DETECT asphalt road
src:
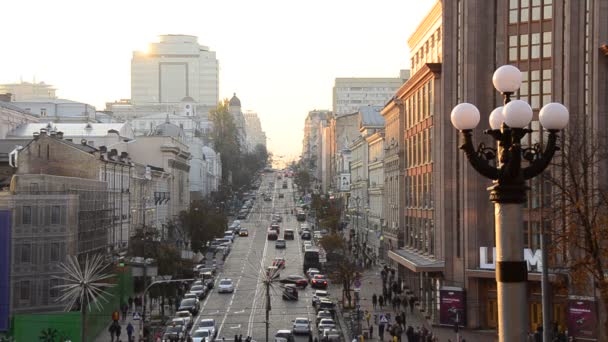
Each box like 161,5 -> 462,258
189,173 -> 325,342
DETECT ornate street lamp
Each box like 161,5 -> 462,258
450,65 -> 569,342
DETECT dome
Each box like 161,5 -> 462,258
181,96 -> 195,102
151,122 -> 184,138
229,93 -> 241,107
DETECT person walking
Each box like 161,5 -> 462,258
400,312 -> 407,329
379,295 -> 384,309
372,294 -> 378,310
369,324 -> 374,339
127,322 -> 134,342
405,326 -> 414,342
409,297 -> 415,314
109,322 -> 117,342
128,296 -> 134,312
115,324 -> 122,342
121,302 -> 128,322
379,323 -> 385,342
395,297 -> 401,312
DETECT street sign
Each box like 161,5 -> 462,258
379,315 -> 388,324
133,312 -> 141,321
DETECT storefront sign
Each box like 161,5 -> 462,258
479,247 -> 542,272
567,297 -> 597,340
439,287 -> 466,327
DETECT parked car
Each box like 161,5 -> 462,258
189,285 -> 207,299
175,311 -> 193,329
311,275 -> 328,289
301,232 -> 311,240
275,239 -> 286,249
312,290 -> 329,306
224,230 -> 235,242
317,318 -> 336,334
197,318 -> 217,338
275,330 -> 295,342
292,317 -> 311,335
218,278 -> 235,293
315,310 -> 333,324
192,328 -> 214,342
178,298 -> 199,315
162,324 -> 186,342
320,328 -> 341,342
317,299 -> 337,313
200,272 -> 215,289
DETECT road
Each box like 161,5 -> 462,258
190,172 -> 322,342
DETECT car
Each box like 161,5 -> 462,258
189,285 -> 207,299
163,324 -> 186,341
273,215 -> 283,223
306,268 -> 320,279
301,232 -> 311,240
317,298 -> 337,313
270,224 -> 280,234
178,298 -> 199,315
275,239 -> 286,249
239,228 -> 249,237
200,272 -> 215,289
273,257 -> 286,268
264,196 -> 272,202
316,310 -> 333,324
198,267 -> 217,276
282,284 -> 298,300
284,229 -> 295,240
317,318 -> 336,334
237,211 -> 248,219
170,317 -> 189,332
320,328 -> 341,342
292,317 -> 311,335
302,241 -> 313,252
312,290 -> 329,306
267,230 -> 278,240
311,275 -> 328,289
279,193 -> 284,198
224,230 -> 235,242
197,318 -> 217,338
192,328 -> 214,342
279,275 -> 308,288
183,293 -> 199,301
175,311 -> 193,329
218,278 -> 235,293
275,330 -> 295,342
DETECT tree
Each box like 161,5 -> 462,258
210,100 -> 242,185
179,200 -> 227,252
54,254 -> 114,342
318,234 -> 360,307
544,124 -> 608,338
294,169 -> 311,193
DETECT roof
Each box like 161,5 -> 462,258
229,93 -> 241,107
0,101 -> 34,115
359,106 -> 385,127
388,248 -> 444,272
151,122 -> 184,138
181,96 -> 195,102
7,122 -> 134,139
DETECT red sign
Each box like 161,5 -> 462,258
439,287 -> 466,327
567,298 -> 597,340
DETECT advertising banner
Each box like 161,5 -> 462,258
0,210 -> 11,332
339,173 -> 351,192
567,297 -> 597,340
439,287 -> 466,327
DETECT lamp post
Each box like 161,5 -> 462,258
355,196 -> 361,260
450,65 -> 569,342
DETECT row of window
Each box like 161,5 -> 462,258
405,80 -> 434,129
405,172 -> 434,209
411,27 -> 442,73
407,127 -> 433,167
15,241 -> 65,264
508,31 -> 552,62
405,216 -> 436,256
20,205 -> 61,225
509,0 -> 553,23
17,279 -> 62,302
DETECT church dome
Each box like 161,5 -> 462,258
151,122 -> 184,138
229,93 -> 241,107
181,96 -> 195,102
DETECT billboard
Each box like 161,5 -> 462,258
0,210 -> 11,332
338,173 -> 350,192
567,297 -> 597,340
439,287 -> 466,327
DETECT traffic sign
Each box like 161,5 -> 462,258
379,315 -> 388,324
132,312 -> 141,321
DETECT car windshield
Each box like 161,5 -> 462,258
166,326 -> 182,333
315,292 -> 328,297
180,299 -> 195,306
276,332 -> 291,338
200,320 -> 214,327
177,312 -> 190,318
295,319 -> 308,324
191,285 -> 204,291
220,280 -> 232,285
193,330 -> 210,337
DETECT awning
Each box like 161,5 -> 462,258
388,248 -> 445,272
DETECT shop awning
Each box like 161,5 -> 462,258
388,248 -> 445,273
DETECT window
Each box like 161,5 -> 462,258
50,243 -> 60,261
20,281 -> 30,301
22,206 -> 32,224
50,279 -> 60,298
51,206 -> 60,224
40,108 -> 47,117
21,244 -> 32,263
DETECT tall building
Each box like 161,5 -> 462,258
228,94 -> 247,149
243,110 -> 267,151
0,81 -> 57,101
332,76 -> 407,116
301,110 -> 331,183
131,35 -> 219,111
387,1 -> 608,339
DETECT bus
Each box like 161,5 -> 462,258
303,247 -> 321,272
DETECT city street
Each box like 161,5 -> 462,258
190,173 -> 321,342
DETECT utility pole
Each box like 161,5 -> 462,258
265,280 -> 270,342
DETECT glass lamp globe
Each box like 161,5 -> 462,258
450,103 -> 480,130
503,100 -> 533,128
488,106 -> 505,130
539,103 -> 569,130
493,65 -> 522,93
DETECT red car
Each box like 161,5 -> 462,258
311,274 -> 328,289
273,257 -> 286,268
279,275 -> 309,288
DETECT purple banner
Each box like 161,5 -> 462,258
567,298 -> 597,340
439,287 -> 466,327
0,210 -> 11,332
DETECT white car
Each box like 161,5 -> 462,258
312,290 -> 329,306
175,311 -> 193,328
292,317 -> 311,335
275,329 -> 295,342
218,279 -> 235,293
317,318 -> 336,334
197,319 -> 217,338
192,328 -> 214,342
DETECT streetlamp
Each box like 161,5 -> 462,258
354,196 -> 361,258
450,65 -> 569,342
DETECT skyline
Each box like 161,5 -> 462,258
0,0 -> 436,159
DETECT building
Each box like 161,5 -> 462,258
387,0 -> 608,338
0,102 -> 39,140
7,98 -> 97,123
227,94 -> 247,148
330,112 -> 360,192
333,76 -> 407,116
131,34 -> 219,112
6,122 -> 134,148
366,128 -> 385,263
130,163 -> 171,239
0,81 -> 57,101
301,110 -> 331,186
243,110 -> 267,151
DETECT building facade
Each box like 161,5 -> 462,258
333,77 -> 406,116
0,81 -> 57,101
0,102 -> 39,140
243,110 -> 267,151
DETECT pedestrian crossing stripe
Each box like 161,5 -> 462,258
379,316 -> 388,324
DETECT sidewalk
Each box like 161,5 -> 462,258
351,267 -> 497,342
94,297 -> 162,342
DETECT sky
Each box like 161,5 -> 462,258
1,0 -> 436,161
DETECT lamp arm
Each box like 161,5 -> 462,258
522,130 -> 560,180
460,130 -> 500,180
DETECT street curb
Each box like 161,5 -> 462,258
335,304 -> 351,342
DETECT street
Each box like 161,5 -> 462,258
190,173 -> 322,342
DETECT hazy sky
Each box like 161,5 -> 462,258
1,0 -> 435,161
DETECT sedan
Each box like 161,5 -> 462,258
189,285 -> 207,299
292,317 -> 311,335
316,310 -> 333,324
197,318 -> 217,338
275,239 -> 287,249
311,275 -> 329,289
273,257 -> 286,268
320,328 -> 341,342
239,228 -> 249,237
279,275 -> 308,288
178,298 -> 199,315
162,325 -> 185,342
192,328 -> 214,342
317,318 -> 336,334
174,311 -> 193,328
218,279 -> 235,293
312,290 -> 329,306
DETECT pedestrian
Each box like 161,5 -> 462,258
109,322 -> 116,342
406,326 -> 414,342
309,333 -> 313,342
395,297 -> 401,312
369,324 -> 374,339
365,311 -> 371,327
372,294 -> 378,310
409,297 -> 415,314
115,324 -> 122,341
387,289 -> 392,302
314,336 -> 319,342
379,323 -> 385,342
121,303 -> 128,321
401,312 -> 407,328
379,295 -> 384,309
127,322 -> 134,342
235,334 -> 239,342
